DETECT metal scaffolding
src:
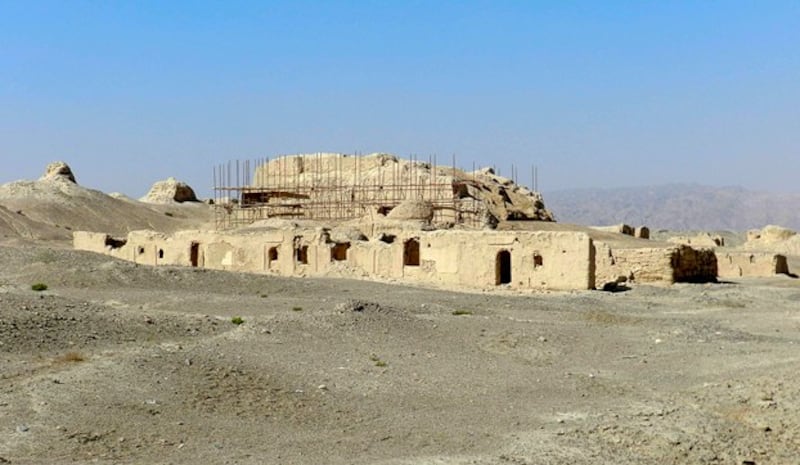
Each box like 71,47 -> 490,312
212,153 -> 493,230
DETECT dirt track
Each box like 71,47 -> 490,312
2,242 -> 800,464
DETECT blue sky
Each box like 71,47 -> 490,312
1,1 -> 798,198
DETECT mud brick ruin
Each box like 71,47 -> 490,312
74,153 -> 789,290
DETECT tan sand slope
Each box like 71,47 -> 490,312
0,204 -> 67,240
0,164 -> 213,241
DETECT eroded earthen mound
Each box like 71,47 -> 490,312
0,163 -> 212,241
39,161 -> 77,183
249,153 -> 554,228
141,177 -> 198,204
387,200 -> 434,221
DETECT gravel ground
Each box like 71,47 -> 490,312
1,242 -> 799,464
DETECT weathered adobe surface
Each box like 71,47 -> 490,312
251,153 -> 555,224
745,225 -> 800,256
140,176 -> 199,204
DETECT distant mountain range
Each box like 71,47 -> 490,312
543,184 -> 800,231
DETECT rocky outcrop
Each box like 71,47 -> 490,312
141,177 -> 198,204
386,200 -> 434,221
39,161 -> 77,183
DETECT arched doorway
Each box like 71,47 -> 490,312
496,250 -> 511,285
404,238 -> 420,266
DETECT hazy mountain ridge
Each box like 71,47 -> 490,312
545,184 -> 800,231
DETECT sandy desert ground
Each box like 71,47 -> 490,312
1,237 -> 800,465
1,167 -> 799,464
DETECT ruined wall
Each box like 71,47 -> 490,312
744,225 -> 800,257
717,251 -> 789,278
74,227 -> 595,291
594,242 -> 675,285
667,233 -> 724,247
671,246 -> 718,283
594,242 -> 717,286
592,224 -> 635,236
75,223 -> 719,291
634,226 -> 650,239
431,230 -> 594,290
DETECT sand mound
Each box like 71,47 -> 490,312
141,177 -> 198,204
0,163 -> 213,240
0,204 -> 68,241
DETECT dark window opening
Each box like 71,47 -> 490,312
295,245 -> 309,264
533,252 -> 543,268
404,239 -> 420,266
379,234 -> 396,244
158,249 -> 164,259
268,246 -> 279,263
496,250 -> 512,285
104,236 -> 127,249
331,243 -> 350,261
137,246 -> 145,255
190,242 -> 199,267
378,206 -> 394,215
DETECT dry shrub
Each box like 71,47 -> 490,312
55,351 -> 86,363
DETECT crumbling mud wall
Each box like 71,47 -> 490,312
744,225 -> 800,257
594,243 -> 675,285
671,245 -> 718,283
667,233 -> 725,248
717,252 -> 789,278
75,224 -> 722,291
593,242 -> 717,286
75,227 -> 593,291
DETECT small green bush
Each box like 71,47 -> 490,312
370,354 -> 387,367
452,309 -> 473,316
231,316 -> 244,325
31,283 -> 48,292
291,306 -> 303,312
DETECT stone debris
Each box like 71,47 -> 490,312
335,299 -> 384,313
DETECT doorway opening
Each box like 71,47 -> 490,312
331,243 -> 350,261
295,245 -> 309,264
190,242 -> 199,267
403,239 -> 420,266
496,250 -> 511,285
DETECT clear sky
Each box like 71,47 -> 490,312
2,1 -> 798,198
